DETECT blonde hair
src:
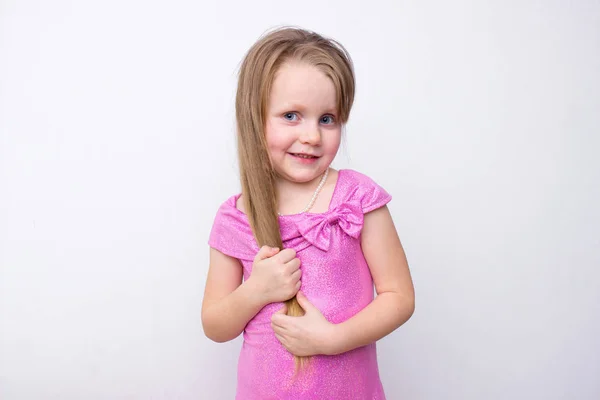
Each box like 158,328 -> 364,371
235,26 -> 355,370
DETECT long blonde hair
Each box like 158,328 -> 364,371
235,27 -> 355,370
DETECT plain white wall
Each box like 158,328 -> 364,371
1,1 -> 598,399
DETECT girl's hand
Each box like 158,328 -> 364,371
271,291 -> 337,357
248,246 -> 302,304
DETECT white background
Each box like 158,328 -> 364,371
1,1 -> 599,399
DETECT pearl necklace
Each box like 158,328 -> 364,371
278,168 -> 329,216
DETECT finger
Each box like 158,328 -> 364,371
271,313 -> 290,328
274,333 -> 295,354
274,332 -> 284,342
274,333 -> 289,349
272,321 -> 290,335
276,304 -> 288,315
253,246 -> 269,263
296,291 -> 316,313
284,257 -> 301,273
254,245 -> 280,263
290,268 -> 302,283
276,248 -> 297,263
271,322 -> 282,333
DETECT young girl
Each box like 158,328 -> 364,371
201,27 -> 415,399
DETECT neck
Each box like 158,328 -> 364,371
275,169 -> 328,212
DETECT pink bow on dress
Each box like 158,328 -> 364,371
295,201 -> 364,251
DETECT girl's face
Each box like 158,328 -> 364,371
265,61 -> 341,185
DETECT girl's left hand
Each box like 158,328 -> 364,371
271,291 -> 337,357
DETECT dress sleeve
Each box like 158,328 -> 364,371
346,170 -> 392,213
207,200 -> 258,261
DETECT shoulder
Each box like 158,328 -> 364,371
212,194 -> 240,220
338,169 -> 392,214
340,169 -> 381,186
208,194 -> 257,260
210,194 -> 240,235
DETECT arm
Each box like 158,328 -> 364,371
202,246 -> 302,343
270,205 -> 415,357
201,248 -> 267,343
327,205 -> 415,354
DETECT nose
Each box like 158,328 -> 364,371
299,122 -> 321,146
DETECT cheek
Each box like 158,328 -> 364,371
323,130 -> 342,155
264,121 -> 280,152
265,121 -> 293,153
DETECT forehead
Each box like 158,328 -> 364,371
269,62 -> 337,111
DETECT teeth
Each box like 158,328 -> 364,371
294,154 -> 315,159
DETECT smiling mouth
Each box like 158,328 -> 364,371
290,153 -> 319,159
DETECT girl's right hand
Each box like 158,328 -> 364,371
249,246 -> 302,304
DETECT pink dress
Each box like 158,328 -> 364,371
208,169 -> 392,399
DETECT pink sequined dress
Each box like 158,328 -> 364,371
208,169 -> 392,399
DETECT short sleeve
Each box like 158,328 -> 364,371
207,198 -> 258,261
208,206 -> 233,257
343,170 -> 392,213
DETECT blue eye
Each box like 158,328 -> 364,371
321,115 -> 335,125
283,112 -> 298,121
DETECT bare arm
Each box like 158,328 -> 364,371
202,246 -> 302,343
327,205 -> 415,355
201,248 -> 267,343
